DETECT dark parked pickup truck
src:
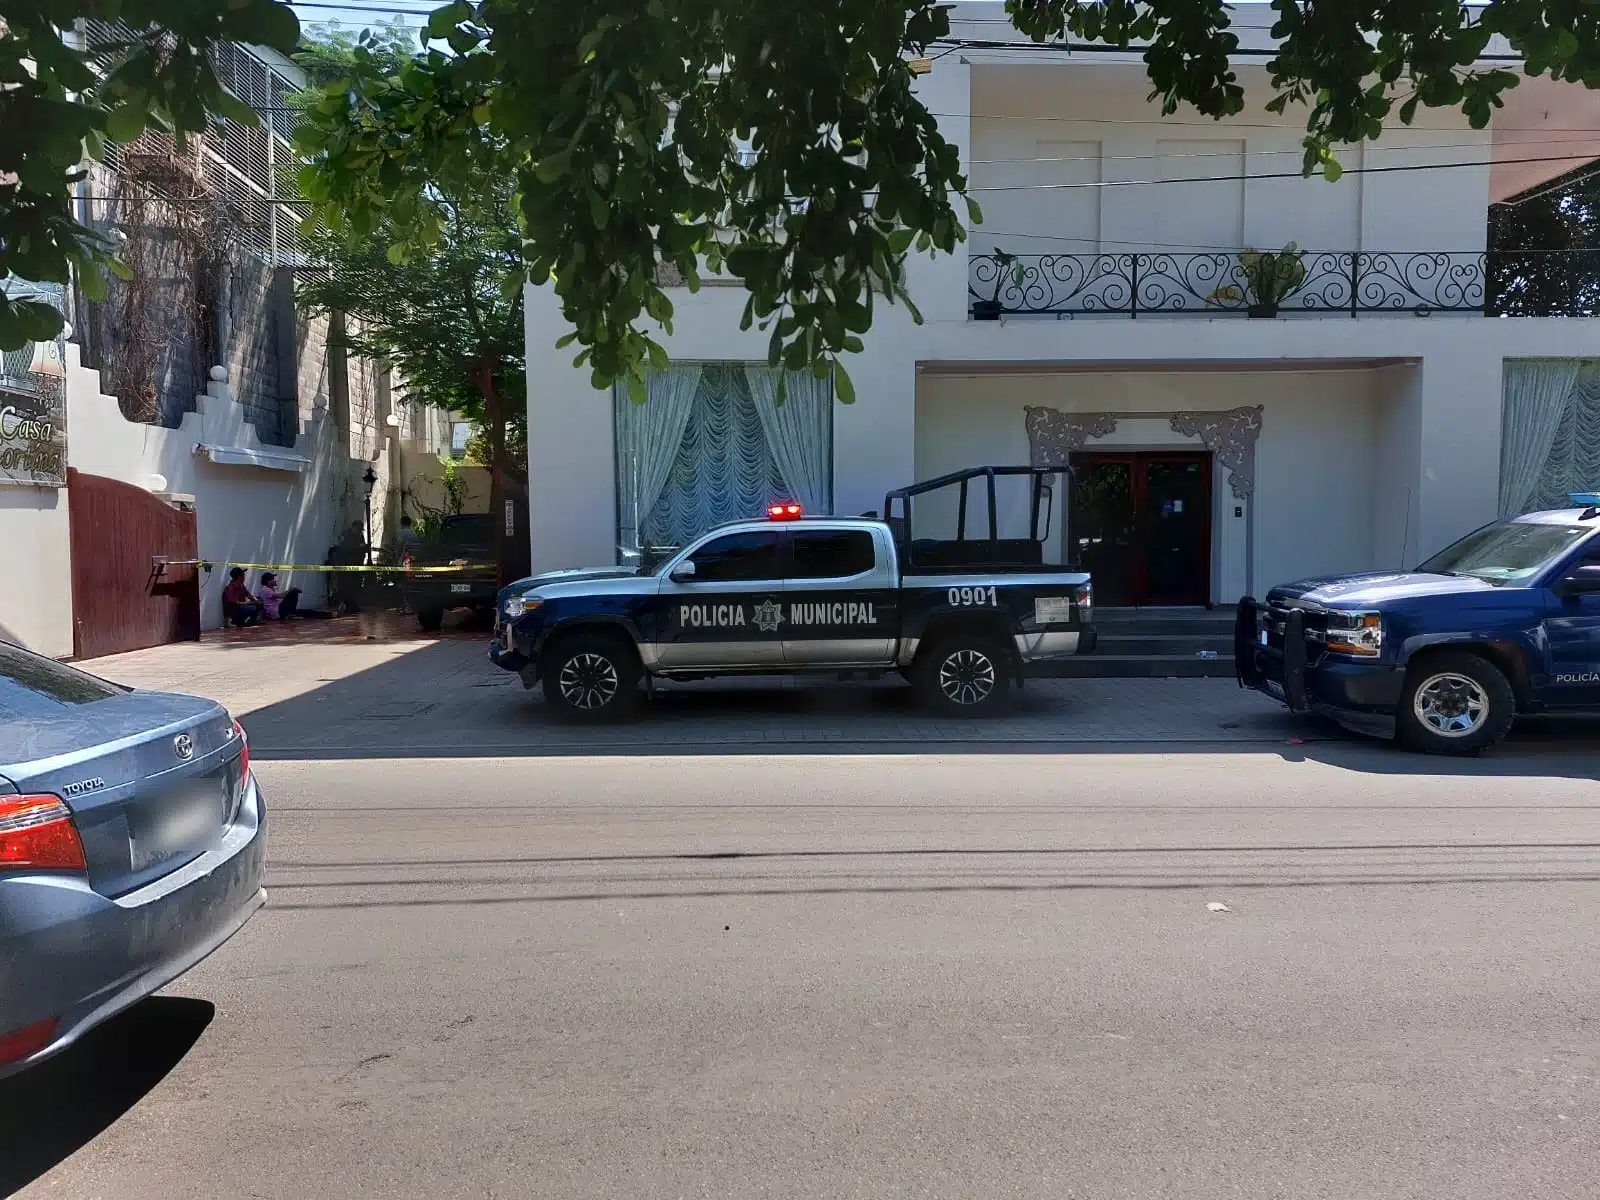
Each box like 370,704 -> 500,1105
1237,498 -> 1600,753
402,513 -> 499,631
490,466 -> 1097,720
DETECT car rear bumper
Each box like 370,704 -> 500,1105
0,777 -> 267,1079
1014,624 -> 1096,663
404,580 -> 498,609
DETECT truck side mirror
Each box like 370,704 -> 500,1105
670,560 -> 697,583
1554,562 -> 1600,597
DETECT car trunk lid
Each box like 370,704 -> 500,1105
0,692 -> 243,898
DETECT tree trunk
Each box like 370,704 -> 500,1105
477,362 -> 509,588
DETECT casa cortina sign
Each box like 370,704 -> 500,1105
0,283 -> 68,489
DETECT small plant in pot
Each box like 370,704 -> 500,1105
972,248 -> 1025,321
1207,243 -> 1307,317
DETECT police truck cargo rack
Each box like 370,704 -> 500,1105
490,466 -> 1097,721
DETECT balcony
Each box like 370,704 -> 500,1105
968,250 -> 1495,320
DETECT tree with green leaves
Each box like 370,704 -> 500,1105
295,28 -> 525,582
0,0 -> 300,349
1490,164 -> 1600,317
295,0 -> 1600,402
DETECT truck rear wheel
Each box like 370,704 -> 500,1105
417,607 -> 445,632
540,631 -> 643,723
914,632 -> 1012,717
1395,651 -> 1515,754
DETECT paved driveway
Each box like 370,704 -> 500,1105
80,635 -> 1599,758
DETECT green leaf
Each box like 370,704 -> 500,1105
216,93 -> 260,128
534,151 -> 573,183
965,196 -> 984,225
386,242 -> 410,265
1321,157 -> 1343,183
107,257 -> 134,281
833,361 -> 856,404
103,105 -> 147,143
425,1 -> 472,40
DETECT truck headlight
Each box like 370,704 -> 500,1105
1325,610 -> 1382,657
504,594 -> 542,621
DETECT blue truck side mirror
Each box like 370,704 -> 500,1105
1554,563 -> 1600,597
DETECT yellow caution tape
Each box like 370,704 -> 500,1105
204,561 -> 495,574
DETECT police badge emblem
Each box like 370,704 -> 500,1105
752,598 -> 784,633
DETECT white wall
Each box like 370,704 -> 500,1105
915,368 -> 1384,600
522,18 -> 1600,585
0,486 -> 72,656
64,346 -> 364,632
967,64 -> 1409,259
1369,365 -> 1423,570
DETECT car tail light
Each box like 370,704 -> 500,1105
0,796 -> 87,872
0,1017 -> 59,1067
228,718 -> 250,825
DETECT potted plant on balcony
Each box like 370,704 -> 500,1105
972,248 -> 1025,321
1207,243 -> 1307,317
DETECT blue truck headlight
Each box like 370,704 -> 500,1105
1325,610 -> 1382,657
504,594 -> 542,621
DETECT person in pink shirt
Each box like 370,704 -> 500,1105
258,572 -> 300,620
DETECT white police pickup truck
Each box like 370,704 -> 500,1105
490,467 -> 1097,720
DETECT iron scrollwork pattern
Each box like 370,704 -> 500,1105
1024,407 -> 1119,466
971,251 -> 1489,317
1170,405 -> 1264,499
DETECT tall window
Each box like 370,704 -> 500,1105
614,363 -> 833,563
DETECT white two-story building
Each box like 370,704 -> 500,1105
524,4 -> 1600,612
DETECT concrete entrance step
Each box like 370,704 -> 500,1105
1094,610 -> 1236,637
1037,654 -> 1236,680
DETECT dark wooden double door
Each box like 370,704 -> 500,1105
1069,451 -> 1212,607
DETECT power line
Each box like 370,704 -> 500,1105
930,34 -> 1528,65
964,152 -> 1598,193
968,136 -> 1600,168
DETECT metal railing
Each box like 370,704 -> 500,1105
968,250 -> 1492,318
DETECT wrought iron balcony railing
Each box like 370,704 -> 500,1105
969,250 -> 1491,318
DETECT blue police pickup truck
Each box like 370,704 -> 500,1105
490,466 -> 1096,720
1237,497 -> 1600,754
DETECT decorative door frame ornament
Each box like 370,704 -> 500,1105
1023,403 -> 1265,596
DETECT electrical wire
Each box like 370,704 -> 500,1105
966,136 -> 1600,167
962,152 -> 1597,193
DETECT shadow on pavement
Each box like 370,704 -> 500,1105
229,637 -> 1600,779
0,997 -> 214,1195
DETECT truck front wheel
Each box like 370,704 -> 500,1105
540,631 -> 643,723
1395,651 -> 1515,754
914,632 -> 1013,717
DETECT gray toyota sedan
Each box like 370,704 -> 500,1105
0,640 -> 265,1078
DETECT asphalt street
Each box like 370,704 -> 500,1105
6,745 -> 1600,1199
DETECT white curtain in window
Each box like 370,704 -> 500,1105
1530,365 -> 1600,509
615,364 -> 703,558
643,366 -> 781,548
1499,359 -> 1583,516
745,366 -> 833,513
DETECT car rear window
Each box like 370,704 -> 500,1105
439,516 -> 493,546
0,641 -> 124,715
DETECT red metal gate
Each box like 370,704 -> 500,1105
67,469 -> 201,660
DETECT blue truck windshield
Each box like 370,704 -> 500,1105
1418,520 -> 1590,584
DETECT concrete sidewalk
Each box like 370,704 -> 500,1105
82,632 -> 1352,755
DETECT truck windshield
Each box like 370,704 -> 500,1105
1418,520 -> 1590,584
